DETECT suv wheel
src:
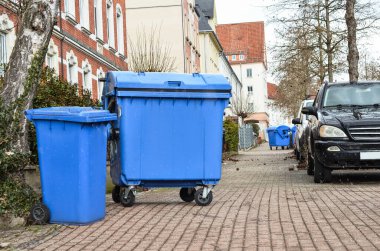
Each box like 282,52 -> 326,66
307,152 -> 314,176
314,157 -> 332,183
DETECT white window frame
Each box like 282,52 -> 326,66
106,0 -> 115,48
232,55 -> 236,61
248,86 -> 253,93
66,52 -> 78,84
116,5 -> 124,54
82,62 -> 92,93
64,0 -> 76,19
80,0 -> 90,30
247,68 -> 252,77
0,33 -> 7,76
239,54 -> 245,60
94,0 -> 103,40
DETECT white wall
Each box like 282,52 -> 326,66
126,0 -> 184,72
219,54 -> 242,118
231,62 -> 267,113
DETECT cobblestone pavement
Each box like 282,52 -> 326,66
2,143 -> 380,250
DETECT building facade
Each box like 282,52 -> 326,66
196,0 -> 242,118
126,0 -> 201,74
267,82 -> 292,127
0,0 -> 128,100
217,22 -> 269,138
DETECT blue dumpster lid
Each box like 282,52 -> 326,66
276,125 -> 291,131
105,72 -> 231,99
25,107 -> 117,123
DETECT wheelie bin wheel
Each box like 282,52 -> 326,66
30,203 -> 50,225
194,188 -> 213,206
120,189 -> 135,207
112,186 -> 121,203
179,188 -> 196,202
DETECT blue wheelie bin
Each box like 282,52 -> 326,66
266,125 -> 291,150
103,72 -> 231,206
25,107 -> 116,225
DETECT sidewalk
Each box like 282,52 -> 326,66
2,143 -> 380,250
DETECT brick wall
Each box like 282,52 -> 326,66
0,0 -> 128,100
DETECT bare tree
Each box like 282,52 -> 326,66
230,94 -> 254,120
346,0 -> 359,82
1,0 -> 60,153
128,26 -> 176,72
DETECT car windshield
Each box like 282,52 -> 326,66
323,83 -> 380,107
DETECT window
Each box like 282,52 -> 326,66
97,70 -> 105,101
239,54 -> 245,60
64,0 -> 76,19
248,102 -> 254,111
247,68 -> 252,77
248,86 -> 253,93
67,52 -> 78,84
79,0 -> 89,29
94,0 -> 103,39
226,55 -> 229,60
0,33 -> 7,76
116,5 -> 124,54
47,55 -> 53,68
82,63 -> 92,92
106,0 -> 115,47
232,55 -> 236,61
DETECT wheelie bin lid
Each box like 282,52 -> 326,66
25,107 -> 117,123
104,71 -> 232,99
276,125 -> 291,132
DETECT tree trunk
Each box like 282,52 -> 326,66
0,0 -> 60,153
345,0 -> 359,82
325,0 -> 334,82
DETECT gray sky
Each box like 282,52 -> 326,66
215,0 -> 380,81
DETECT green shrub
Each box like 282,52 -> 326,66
30,67 -> 100,163
223,119 -> 239,153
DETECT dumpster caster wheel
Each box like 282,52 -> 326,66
270,146 -> 272,150
30,203 -> 50,225
194,189 -> 213,206
282,146 -> 285,150
179,188 -> 196,202
112,186 -> 121,203
120,189 -> 135,207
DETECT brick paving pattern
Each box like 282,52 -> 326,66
2,143 -> 380,250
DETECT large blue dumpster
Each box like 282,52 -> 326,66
104,72 -> 231,206
25,107 -> 116,225
266,125 -> 291,150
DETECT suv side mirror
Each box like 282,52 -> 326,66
301,107 -> 317,116
292,118 -> 301,125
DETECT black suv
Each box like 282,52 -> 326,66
302,81 -> 380,183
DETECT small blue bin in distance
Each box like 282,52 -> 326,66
25,107 -> 116,225
266,125 -> 291,149
104,72 -> 231,189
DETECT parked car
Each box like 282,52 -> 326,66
292,99 -> 314,162
302,81 -> 380,183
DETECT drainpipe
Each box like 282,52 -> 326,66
181,0 -> 186,73
59,0 -> 64,79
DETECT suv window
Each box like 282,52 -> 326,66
323,83 -> 380,107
